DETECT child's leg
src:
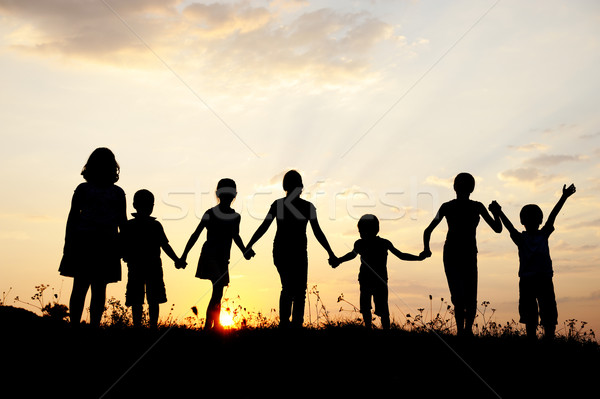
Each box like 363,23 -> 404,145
463,257 -> 478,336
205,281 -> 225,329
362,311 -> 372,328
537,276 -> 558,341
290,281 -> 307,328
372,282 -> 390,329
148,302 -> 159,329
69,277 -> 91,326
132,304 -> 143,327
380,315 -> 390,329
89,281 -> 107,328
526,323 -> 538,340
359,283 -> 373,328
543,324 -> 555,340
519,277 -> 539,340
276,266 -> 293,327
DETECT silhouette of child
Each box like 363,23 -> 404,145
120,189 -> 183,329
245,170 -> 336,328
180,178 -> 250,330
330,214 -> 426,329
489,183 -> 576,341
422,172 -> 502,336
59,147 -> 127,327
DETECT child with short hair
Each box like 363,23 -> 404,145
422,172 -> 503,336
245,170 -> 336,328
180,178 -> 251,330
489,183 -> 576,341
121,189 -> 183,329
330,214 -> 426,329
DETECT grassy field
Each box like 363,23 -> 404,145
1,304 -> 599,399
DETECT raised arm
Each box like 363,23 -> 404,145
545,184 -> 576,228
489,201 -> 519,236
479,201 -> 502,233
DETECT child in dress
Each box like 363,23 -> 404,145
60,147 -> 126,327
120,189 -> 183,329
245,170 -> 336,328
422,172 -> 502,336
489,183 -> 576,341
330,214 -> 426,329
180,178 -> 250,330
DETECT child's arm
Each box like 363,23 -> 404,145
422,206 -> 445,257
478,201 -> 503,233
388,241 -> 426,261
180,219 -> 207,264
489,201 -> 522,246
545,184 -> 576,228
331,250 -> 357,268
245,211 -> 274,253
309,216 -> 336,260
234,234 -> 255,259
161,242 -> 180,264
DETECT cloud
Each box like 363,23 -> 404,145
498,167 -> 550,184
580,131 -> 600,140
507,143 -> 548,152
0,0 -> 411,87
424,175 -> 453,189
524,154 -> 584,167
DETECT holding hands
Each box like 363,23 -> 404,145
175,257 -> 187,269
328,255 -> 340,268
488,200 -> 501,215
244,246 -> 256,260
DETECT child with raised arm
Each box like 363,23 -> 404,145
120,189 -> 183,329
489,183 -> 576,341
245,170 -> 336,329
179,178 -> 250,330
330,214 -> 426,329
422,172 -> 502,337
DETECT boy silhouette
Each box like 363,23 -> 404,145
120,189 -> 183,329
489,183 -> 576,341
330,214 -> 426,329
245,170 -> 336,328
422,173 -> 502,336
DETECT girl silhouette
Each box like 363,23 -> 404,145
60,147 -> 126,327
180,178 -> 249,330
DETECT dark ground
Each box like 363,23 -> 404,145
1,305 -> 598,399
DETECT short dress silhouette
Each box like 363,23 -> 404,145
195,206 -> 241,285
59,181 -> 125,283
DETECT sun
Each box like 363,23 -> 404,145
219,307 -> 235,329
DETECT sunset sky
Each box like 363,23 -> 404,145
1,0 -> 599,334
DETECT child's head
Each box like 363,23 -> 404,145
216,178 -> 237,204
357,214 -> 380,238
81,147 -> 120,185
283,170 -> 303,196
453,172 -> 475,195
133,189 -> 154,216
520,204 -> 543,229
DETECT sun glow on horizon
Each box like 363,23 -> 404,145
219,307 -> 235,329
